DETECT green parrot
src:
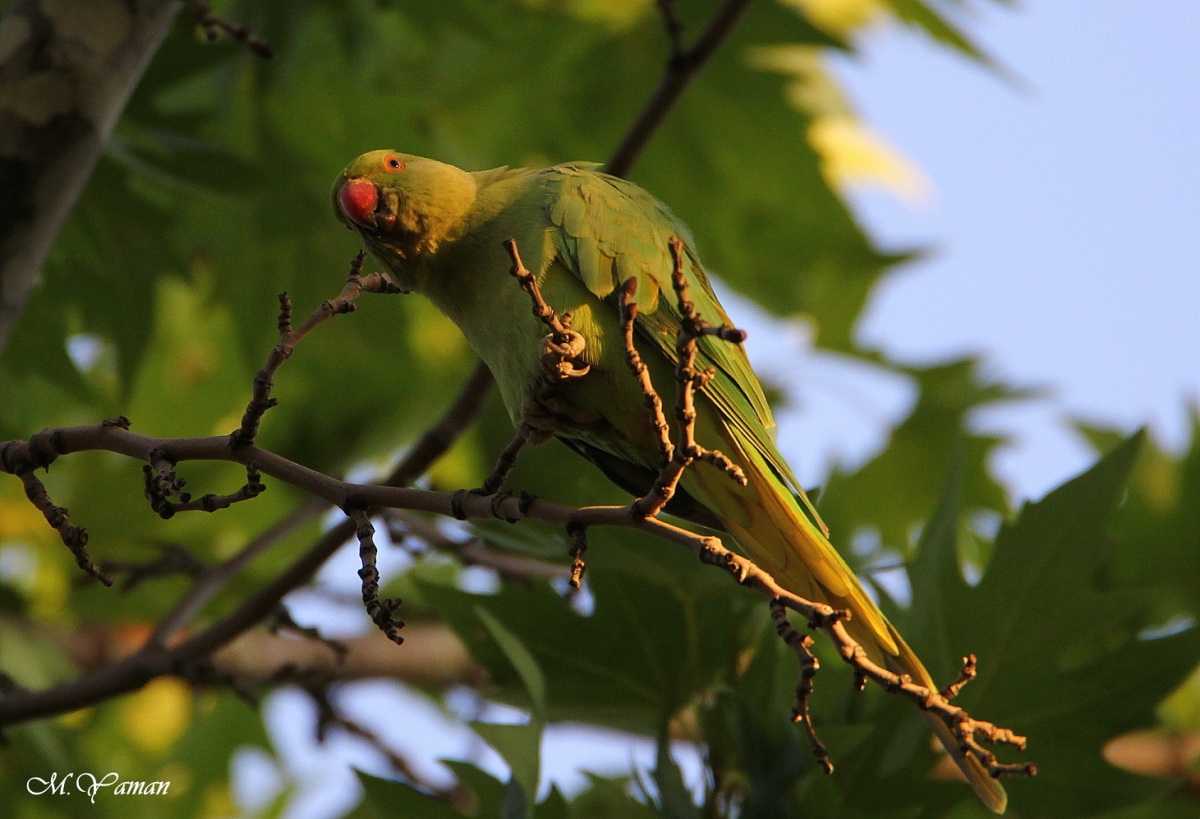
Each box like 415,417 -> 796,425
332,150 -> 1007,813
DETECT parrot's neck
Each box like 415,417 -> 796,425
369,166 -> 479,290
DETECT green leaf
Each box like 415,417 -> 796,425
445,759 -> 509,817
568,774 -> 661,819
884,0 -> 999,68
820,357 -> 1033,561
470,721 -> 540,817
904,432 -> 1200,815
352,770 -> 466,819
417,530 -> 754,736
476,604 -> 548,720
535,785 -> 571,819
471,605 -> 546,813
652,732 -> 701,819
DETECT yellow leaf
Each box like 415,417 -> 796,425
120,677 -> 192,753
202,782 -> 238,818
783,0 -> 885,36
0,498 -> 50,541
808,114 -> 932,204
519,0 -> 651,29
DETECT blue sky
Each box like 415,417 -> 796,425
818,1 -> 1200,499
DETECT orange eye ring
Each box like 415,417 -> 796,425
383,154 -> 405,172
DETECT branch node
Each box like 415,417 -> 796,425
488,491 -> 519,523
941,654 -> 978,702
450,489 -> 471,521
517,491 -> 538,515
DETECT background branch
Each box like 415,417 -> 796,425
606,0 -> 754,177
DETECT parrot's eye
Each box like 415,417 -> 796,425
384,155 -> 405,172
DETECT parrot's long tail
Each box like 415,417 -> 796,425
683,437 -> 1008,814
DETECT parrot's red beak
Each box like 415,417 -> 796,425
337,178 -> 379,230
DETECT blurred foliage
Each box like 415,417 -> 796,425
0,0 -> 1196,817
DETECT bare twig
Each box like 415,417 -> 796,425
502,237 -> 597,455
618,278 -> 675,466
0,431 -> 110,586
350,508 -> 405,646
476,431 -> 529,496
184,0 -> 274,59
656,0 -> 687,60
771,601 -> 831,774
99,542 -> 207,593
941,654 -> 977,702
146,359 -> 493,650
236,253 -> 401,447
145,460 -> 265,519
504,238 -> 591,383
384,510 -> 569,583
308,685 -> 473,809
567,522 -> 588,590
269,605 -> 349,662
702,537 -> 1033,779
606,0 -> 756,177
0,415 -> 1032,781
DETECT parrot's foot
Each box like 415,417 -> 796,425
503,237 -> 593,382
618,239 -> 750,522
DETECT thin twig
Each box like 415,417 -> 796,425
0,431 -> 110,586
308,685 -> 473,809
656,0 -> 687,60
383,510 -> 569,583
269,605 -> 349,662
350,508 -> 404,646
99,542 -> 207,593
567,522 -> 588,590
606,0 -> 756,177
236,253 -> 401,447
184,0 -> 275,59
145,461 -> 265,519
147,360 -> 493,649
771,601 -> 831,774
476,431 -> 529,496
0,418 -> 1033,781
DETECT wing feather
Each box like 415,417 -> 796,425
542,164 -> 827,534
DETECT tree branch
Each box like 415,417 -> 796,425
0,0 -> 271,355
605,0 -> 755,177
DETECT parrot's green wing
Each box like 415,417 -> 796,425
544,164 -> 827,534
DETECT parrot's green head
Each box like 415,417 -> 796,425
332,150 -> 477,259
